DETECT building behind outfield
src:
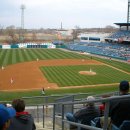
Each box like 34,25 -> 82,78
78,33 -> 110,43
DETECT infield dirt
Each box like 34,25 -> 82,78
0,59 -> 103,91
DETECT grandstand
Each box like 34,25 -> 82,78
104,0 -> 130,44
66,42 -> 130,61
105,29 -> 130,43
1,1 -> 130,130
66,12 -> 130,62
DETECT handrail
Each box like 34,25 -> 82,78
1,92 -> 127,130
59,94 -> 130,105
63,120 -> 102,130
58,95 -> 130,130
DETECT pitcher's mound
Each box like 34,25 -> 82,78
79,71 -> 96,75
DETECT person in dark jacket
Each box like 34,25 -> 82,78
109,80 -> 130,127
7,99 -> 36,130
66,96 -> 100,129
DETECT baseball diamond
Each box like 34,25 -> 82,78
0,48 -> 130,91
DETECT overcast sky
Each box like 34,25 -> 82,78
0,0 -> 128,29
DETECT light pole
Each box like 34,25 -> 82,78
20,4 -> 25,42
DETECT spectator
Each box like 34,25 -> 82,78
99,102 -> 105,116
109,80 -> 130,127
99,95 -> 110,116
7,99 -> 36,130
66,96 -> 100,129
0,104 -> 16,130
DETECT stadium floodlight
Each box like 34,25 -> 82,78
21,4 -> 25,29
20,4 -> 26,43
127,0 -> 130,23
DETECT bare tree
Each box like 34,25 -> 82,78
104,25 -> 117,33
32,31 -> 37,41
72,26 -> 81,41
5,27 -> 19,44
0,25 -> 4,35
72,29 -> 78,40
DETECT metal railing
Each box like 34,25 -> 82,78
56,95 -> 130,130
0,91 -> 123,130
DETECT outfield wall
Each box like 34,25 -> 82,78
1,43 -> 66,49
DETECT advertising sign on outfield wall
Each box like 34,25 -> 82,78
2,45 -> 11,49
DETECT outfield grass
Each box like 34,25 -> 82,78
0,48 -> 130,73
0,49 -> 90,66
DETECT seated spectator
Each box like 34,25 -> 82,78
99,102 -> 105,116
7,99 -> 36,130
99,95 -> 110,116
0,104 -> 16,130
66,96 -> 100,129
109,80 -> 130,127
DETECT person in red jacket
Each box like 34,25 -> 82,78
7,99 -> 36,130
99,102 -> 105,116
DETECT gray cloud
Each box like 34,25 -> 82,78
0,0 -> 128,29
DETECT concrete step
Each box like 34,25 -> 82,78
35,121 -> 62,130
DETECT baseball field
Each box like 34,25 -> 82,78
0,48 -> 130,93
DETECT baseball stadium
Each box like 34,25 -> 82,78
0,42 -> 130,129
0,1 -> 130,130
0,0 -> 130,106
0,2 -> 130,99
0,46 -> 129,94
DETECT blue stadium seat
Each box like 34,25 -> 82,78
112,120 -> 130,130
112,124 -> 120,130
91,117 -> 101,128
120,120 -> 130,130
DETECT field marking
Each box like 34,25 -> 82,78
103,63 -> 130,75
60,82 -> 119,89
0,82 -> 119,92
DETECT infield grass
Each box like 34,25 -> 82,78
40,65 -> 130,87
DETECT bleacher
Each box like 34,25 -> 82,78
105,30 -> 130,44
65,30 -> 130,61
23,92 -> 130,130
108,30 -> 130,39
1,91 -> 130,130
66,42 -> 130,61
